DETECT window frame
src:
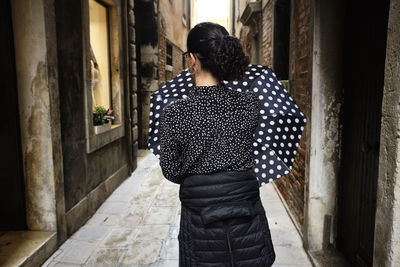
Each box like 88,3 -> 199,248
166,41 -> 173,67
83,0 -> 125,153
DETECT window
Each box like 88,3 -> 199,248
89,0 -> 112,111
273,0 -> 290,80
166,41 -> 173,66
85,0 -> 125,152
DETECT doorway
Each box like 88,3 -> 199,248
0,0 -> 26,230
337,0 -> 390,266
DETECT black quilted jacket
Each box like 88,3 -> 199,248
178,168 -> 276,266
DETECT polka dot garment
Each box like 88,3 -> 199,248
157,82 -> 260,184
148,64 -> 307,186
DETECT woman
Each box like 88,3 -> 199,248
159,22 -> 276,267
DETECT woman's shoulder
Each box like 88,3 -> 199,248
227,88 -> 259,106
162,98 -> 190,118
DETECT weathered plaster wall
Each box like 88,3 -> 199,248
233,0 -> 248,37
11,0 -> 61,232
55,0 -> 130,235
159,0 -> 189,51
373,0 -> 400,265
305,0 -> 344,251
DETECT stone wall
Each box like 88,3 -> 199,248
128,0 -> 139,169
11,0 -> 64,236
373,0 -> 400,264
55,0 -> 131,236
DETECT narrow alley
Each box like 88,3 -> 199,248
42,150 -> 312,266
2,0 -> 400,266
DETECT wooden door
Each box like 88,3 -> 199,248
0,0 -> 26,230
337,0 -> 390,266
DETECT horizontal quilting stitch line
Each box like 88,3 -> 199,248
191,248 -> 230,253
230,231 -> 264,241
191,237 -> 228,241
180,192 -> 259,205
231,241 -> 264,252
236,254 -> 272,263
196,260 -> 232,265
181,177 -> 256,189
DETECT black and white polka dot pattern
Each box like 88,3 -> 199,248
148,64 -> 307,186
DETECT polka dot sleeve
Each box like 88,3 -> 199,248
159,104 -> 183,184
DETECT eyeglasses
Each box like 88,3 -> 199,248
182,51 -> 190,58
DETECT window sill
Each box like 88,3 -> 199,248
166,64 -> 173,71
87,123 -> 125,153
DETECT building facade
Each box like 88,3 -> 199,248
0,0 -> 138,265
235,0 -> 400,266
134,0 -> 193,150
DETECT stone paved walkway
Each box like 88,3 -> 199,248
42,149 -> 312,267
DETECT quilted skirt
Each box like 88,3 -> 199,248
178,168 -> 276,267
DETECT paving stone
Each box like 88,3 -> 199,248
97,201 -> 130,215
120,240 -> 162,265
106,191 -> 135,202
71,225 -> 113,242
130,184 -> 161,206
270,227 -> 302,247
158,259 -> 179,267
173,210 -> 181,227
135,225 -> 170,240
101,227 -> 138,247
49,240 -> 97,265
42,261 -> 81,267
160,238 -> 179,260
86,213 -> 121,226
143,206 -> 176,225
141,170 -> 164,187
273,245 -> 312,266
85,247 -> 127,266
168,226 -> 179,239
153,185 -> 180,207
118,206 -> 148,227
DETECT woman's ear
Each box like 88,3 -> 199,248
189,53 -> 201,70
189,52 -> 196,65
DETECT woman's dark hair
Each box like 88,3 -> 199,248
187,22 -> 250,82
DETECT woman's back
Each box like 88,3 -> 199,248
159,83 -> 260,184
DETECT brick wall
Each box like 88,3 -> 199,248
262,1 -> 273,66
160,18 -> 166,82
128,0 -> 138,169
160,16 -> 184,83
273,0 -> 311,227
172,43 -> 184,76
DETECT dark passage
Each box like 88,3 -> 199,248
337,0 -> 390,266
0,0 -> 26,230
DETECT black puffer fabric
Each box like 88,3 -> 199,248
178,168 -> 276,267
